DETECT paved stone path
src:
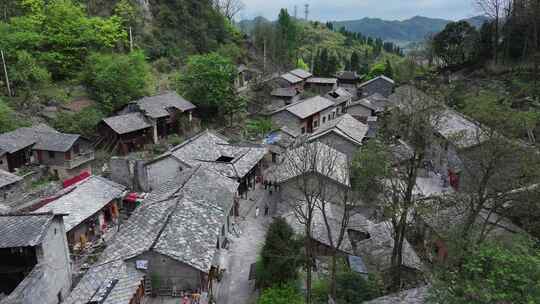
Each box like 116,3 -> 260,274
216,186 -> 274,304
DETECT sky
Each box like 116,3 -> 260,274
238,0 -> 478,22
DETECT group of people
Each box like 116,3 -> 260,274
181,290 -> 201,304
262,179 -> 279,195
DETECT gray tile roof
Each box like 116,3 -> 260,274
34,176 -> 126,232
272,142 -> 350,187
326,87 -> 352,105
285,96 -> 335,119
0,169 -> 22,188
0,214 -> 55,248
436,109 -> 487,149
306,77 -> 337,84
101,166 -> 237,271
64,260 -> 145,304
349,93 -> 389,112
171,131 -> 267,179
135,91 -> 196,118
281,73 -> 303,84
310,114 -> 368,146
102,113 -> 152,135
289,68 -> 313,79
363,286 -> 428,304
336,71 -> 360,81
359,75 -> 395,87
0,124 -> 82,153
271,87 -> 298,97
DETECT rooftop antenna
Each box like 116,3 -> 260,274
304,3 -> 309,20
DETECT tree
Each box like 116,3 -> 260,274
258,284 -> 304,304
8,50 -> 50,101
276,9 -> 299,66
350,51 -> 360,73
430,239 -> 540,303
53,107 -> 105,138
383,59 -> 394,79
256,218 -> 304,288
475,0 -> 509,64
352,86 -> 443,290
175,52 -> 242,122
84,51 -> 153,113
433,21 -> 480,67
214,0 -> 245,21
0,98 -> 22,133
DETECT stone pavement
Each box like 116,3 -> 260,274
216,185 -> 274,304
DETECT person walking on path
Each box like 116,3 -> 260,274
255,206 -> 260,218
264,204 -> 269,216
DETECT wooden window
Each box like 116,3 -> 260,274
301,127 -> 306,134
48,151 -> 55,159
65,151 -> 71,161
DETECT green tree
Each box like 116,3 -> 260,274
256,218 -> 304,289
0,98 -> 22,133
53,107 -> 105,138
83,51 -> 153,113
9,50 -> 51,100
432,21 -> 479,67
368,62 -> 386,79
276,8 -> 298,66
350,51 -> 360,73
258,284 -> 304,304
383,59 -> 394,79
430,239 -> 540,304
175,52 -> 242,122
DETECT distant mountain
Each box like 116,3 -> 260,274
332,15 -> 489,44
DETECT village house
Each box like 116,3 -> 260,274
364,286 -> 428,304
99,112 -> 154,154
65,166 -> 238,304
308,114 -> 369,160
119,91 -> 197,140
0,125 -> 95,179
305,77 -> 338,94
326,87 -> 353,115
358,75 -> 395,98
263,126 -> 300,164
168,130 -> 267,197
336,71 -> 362,88
270,142 -> 350,206
0,213 -> 71,304
347,93 -> 390,122
33,175 -> 126,251
0,170 -> 23,206
269,96 -> 337,135
278,68 -> 313,90
236,64 -> 262,90
270,87 -> 300,105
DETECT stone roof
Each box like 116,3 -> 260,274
100,166 -> 237,273
0,128 -> 38,153
336,71 -> 360,81
134,91 -> 196,118
285,96 -> 335,119
271,87 -> 298,97
0,264 -> 47,304
64,260 -> 145,304
170,130 -> 267,179
0,169 -> 22,188
32,131 -> 80,152
349,93 -> 389,112
326,87 -> 353,105
102,113 -> 152,135
363,286 -> 428,304
34,176 -> 126,232
289,68 -> 313,79
281,73 -> 303,84
0,213 -> 56,248
353,221 -> 423,272
435,109 -> 487,149
306,77 -> 337,84
309,114 -> 368,146
389,140 -> 414,164
272,142 -> 350,187
359,75 -> 395,88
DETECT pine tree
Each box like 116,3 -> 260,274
350,51 -> 360,73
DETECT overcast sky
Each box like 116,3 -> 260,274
238,0 -> 478,22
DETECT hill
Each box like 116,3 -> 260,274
331,15 -> 489,44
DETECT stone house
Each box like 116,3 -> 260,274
347,93 -> 390,122
0,125 -> 95,179
358,75 -> 395,98
65,166 -> 238,303
305,77 -> 338,94
336,71 -> 361,88
326,87 -> 353,116
0,170 -> 23,206
269,96 -> 337,135
0,213 -> 72,304
99,112 -> 154,155
235,64 -> 262,89
278,68 -> 313,90
119,91 -> 197,140
271,87 -> 300,105
34,175 -> 126,250
308,114 -> 369,160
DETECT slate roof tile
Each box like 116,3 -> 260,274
0,214 -> 55,248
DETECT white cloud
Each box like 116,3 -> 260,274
238,0 -> 477,21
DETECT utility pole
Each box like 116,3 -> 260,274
304,4 -> 309,20
263,39 -> 267,72
294,5 -> 298,19
1,50 -> 11,97
129,27 -> 134,52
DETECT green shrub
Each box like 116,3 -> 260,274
53,107 -> 105,138
258,284 -> 304,304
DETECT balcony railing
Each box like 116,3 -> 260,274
65,151 -> 95,169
